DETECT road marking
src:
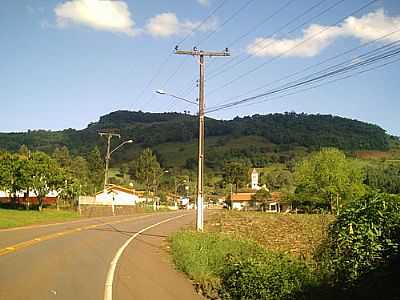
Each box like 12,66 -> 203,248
0,214 -> 159,257
104,214 -> 188,300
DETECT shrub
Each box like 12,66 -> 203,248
220,253 -> 317,300
317,192 -> 400,286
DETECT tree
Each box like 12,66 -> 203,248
53,146 -> 71,169
294,148 -> 365,213
86,146 -> 104,194
134,148 -> 162,204
0,151 -> 31,206
263,168 -> 294,191
223,161 -> 249,192
251,188 -> 271,211
30,151 -> 65,211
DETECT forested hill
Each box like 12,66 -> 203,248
0,111 -> 391,167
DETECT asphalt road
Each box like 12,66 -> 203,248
0,211 -> 203,300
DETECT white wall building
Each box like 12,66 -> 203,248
94,185 -> 143,206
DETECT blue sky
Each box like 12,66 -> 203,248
1,0 -> 400,135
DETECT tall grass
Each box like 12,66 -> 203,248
170,231 -> 317,299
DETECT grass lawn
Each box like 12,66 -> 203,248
205,211 -> 335,262
0,208 -> 81,229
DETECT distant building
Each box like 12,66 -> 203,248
92,185 -> 146,206
251,168 -> 260,190
228,192 -> 256,210
0,190 -> 58,206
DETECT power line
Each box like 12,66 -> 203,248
195,0 -> 257,48
208,56 -> 400,114
176,0 -> 229,47
134,0 -> 228,109
214,29 -> 400,106
207,0 -> 340,80
174,0 -> 328,104
208,44 -> 400,112
206,40 -> 400,113
206,0 -> 378,96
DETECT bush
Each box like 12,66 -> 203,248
317,192 -> 400,286
221,253 -> 317,300
170,231 -> 317,299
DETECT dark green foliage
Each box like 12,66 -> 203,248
86,146 -> 104,193
221,254 -> 317,300
0,111 -> 391,173
317,192 -> 400,286
223,160 -> 250,192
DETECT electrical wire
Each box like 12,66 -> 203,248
134,0 -> 228,109
214,29 -> 400,106
208,56 -> 400,114
173,0 -> 329,105
205,40 -> 400,113
206,0 -> 378,96
207,0 -> 333,79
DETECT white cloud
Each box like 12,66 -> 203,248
145,12 -> 217,38
55,0 -> 137,36
197,0 -> 210,7
342,9 -> 400,42
247,9 -> 400,58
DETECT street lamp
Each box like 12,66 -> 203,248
100,135 -> 133,189
155,90 -> 204,231
155,89 -> 198,105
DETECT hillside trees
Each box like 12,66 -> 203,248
294,148 -> 365,213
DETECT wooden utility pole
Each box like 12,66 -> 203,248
99,132 -> 121,189
175,47 -> 230,231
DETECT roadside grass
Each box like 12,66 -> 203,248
170,231 -> 318,299
205,211 -> 334,263
0,208 -> 80,229
170,211 -> 335,299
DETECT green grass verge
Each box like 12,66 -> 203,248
170,231 -> 317,299
0,208 -> 80,229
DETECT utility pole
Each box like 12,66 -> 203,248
99,132 -> 121,189
175,47 -> 230,231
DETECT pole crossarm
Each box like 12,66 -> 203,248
174,47 -> 229,232
175,49 -> 230,57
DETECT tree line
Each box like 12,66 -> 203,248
0,145 -> 104,210
222,148 -> 400,213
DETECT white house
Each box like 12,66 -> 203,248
94,185 -> 143,206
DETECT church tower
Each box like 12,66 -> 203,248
251,168 -> 259,190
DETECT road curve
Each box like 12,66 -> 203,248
0,211 -> 203,300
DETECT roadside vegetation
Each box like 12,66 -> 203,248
171,192 -> 400,299
0,208 -> 80,229
170,146 -> 400,300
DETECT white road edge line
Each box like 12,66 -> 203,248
104,213 -> 188,300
